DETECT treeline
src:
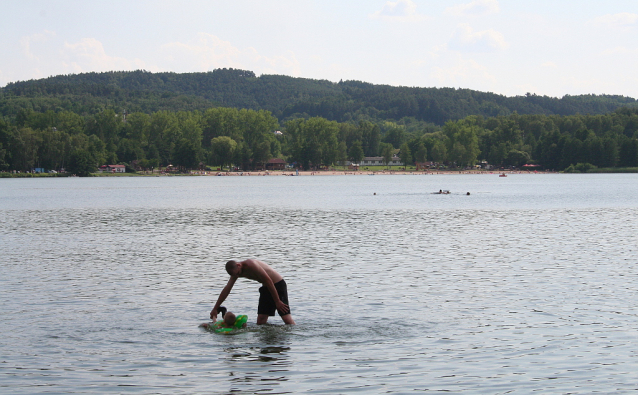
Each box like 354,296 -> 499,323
2,69 -> 637,127
2,106 -> 638,175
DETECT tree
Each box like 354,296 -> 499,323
430,140 -> 447,163
253,140 -> 272,168
359,121 -> 380,156
117,138 -> 144,164
337,141 -> 348,165
9,127 -> 40,171
602,137 -> 619,167
444,120 -> 481,167
399,142 -> 412,169
56,111 -> 85,135
0,142 -> 8,171
203,107 -> 243,147
505,149 -> 530,167
210,136 -> 237,170
172,138 -> 199,171
414,141 -> 427,164
138,158 -> 159,173
618,137 -> 638,167
121,112 -> 150,142
383,127 -> 405,148
148,111 -> 180,166
67,149 -> 95,176
379,142 -> 394,168
348,140 -> 364,164
38,128 -> 71,171
86,109 -> 120,143
88,135 -> 108,166
234,141 -> 253,170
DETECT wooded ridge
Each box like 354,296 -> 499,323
1,69 -> 638,175
2,68 -> 637,125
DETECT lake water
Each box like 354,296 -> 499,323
1,173 -> 638,394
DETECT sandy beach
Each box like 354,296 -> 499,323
186,169 -> 550,176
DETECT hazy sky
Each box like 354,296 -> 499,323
2,0 -> 638,98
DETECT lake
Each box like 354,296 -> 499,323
1,173 -> 638,394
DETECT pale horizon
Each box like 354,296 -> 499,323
2,1 -> 638,99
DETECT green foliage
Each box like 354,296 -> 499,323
2,69 -> 638,173
0,142 -> 8,171
348,140 -> 364,164
379,142 -> 394,168
210,136 -> 237,169
172,138 -> 200,170
4,70 -> 636,128
505,149 -> 531,167
564,163 -> 598,173
285,117 -> 340,169
399,142 -> 412,169
67,149 -> 96,176
444,119 -> 481,167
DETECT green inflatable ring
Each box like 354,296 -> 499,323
212,315 -> 248,334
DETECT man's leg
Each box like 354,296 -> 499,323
257,314 -> 269,325
281,314 -> 296,325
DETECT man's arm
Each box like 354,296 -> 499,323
210,276 -> 237,321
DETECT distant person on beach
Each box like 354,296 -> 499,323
210,259 -> 296,325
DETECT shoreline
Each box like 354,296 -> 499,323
182,169 -> 555,176
11,168 -> 638,178
0,169 -> 567,178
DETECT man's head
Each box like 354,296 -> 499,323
226,260 -> 241,276
223,311 -> 237,327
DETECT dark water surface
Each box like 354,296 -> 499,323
1,174 -> 638,394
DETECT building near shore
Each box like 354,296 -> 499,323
265,158 -> 286,170
346,156 -> 404,167
98,165 -> 126,173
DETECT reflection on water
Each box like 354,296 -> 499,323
2,175 -> 638,393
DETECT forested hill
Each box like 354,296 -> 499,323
2,68 -> 637,124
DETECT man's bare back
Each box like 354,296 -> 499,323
210,259 -> 295,325
235,259 -> 283,284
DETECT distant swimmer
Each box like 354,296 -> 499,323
210,259 -> 295,325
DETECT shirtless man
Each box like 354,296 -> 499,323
210,259 -> 296,325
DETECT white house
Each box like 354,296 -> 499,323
347,156 -> 404,166
99,165 -> 126,173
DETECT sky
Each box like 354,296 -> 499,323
2,0 -> 638,98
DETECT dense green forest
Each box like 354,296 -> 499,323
1,69 -> 638,175
3,69 -> 637,125
2,105 -> 638,175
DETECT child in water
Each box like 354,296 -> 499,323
200,306 -> 247,332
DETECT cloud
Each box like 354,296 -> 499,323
19,30 -> 56,61
62,38 -> 145,73
445,0 -> 500,17
162,33 -> 301,77
448,24 -> 508,52
591,13 -> 638,29
370,0 -> 428,21
430,54 -> 497,88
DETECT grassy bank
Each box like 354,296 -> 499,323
586,167 -> 638,173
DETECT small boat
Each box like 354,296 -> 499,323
499,173 -> 507,177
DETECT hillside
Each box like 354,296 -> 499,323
1,69 -> 636,125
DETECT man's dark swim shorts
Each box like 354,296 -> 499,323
258,279 -> 291,316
